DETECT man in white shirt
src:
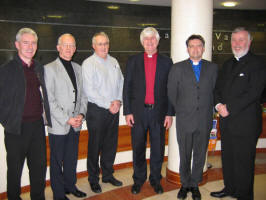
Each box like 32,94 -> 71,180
82,32 -> 124,193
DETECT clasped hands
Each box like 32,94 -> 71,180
216,103 -> 230,117
67,114 -> 84,128
109,100 -> 121,114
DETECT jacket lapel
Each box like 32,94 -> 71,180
56,58 -> 74,90
139,53 -> 146,93
186,59 -> 198,85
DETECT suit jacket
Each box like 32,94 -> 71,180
123,53 -> 174,123
168,59 -> 218,134
215,52 -> 266,137
44,57 -> 87,135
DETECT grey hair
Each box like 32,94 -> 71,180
16,27 -> 38,42
57,33 -> 76,45
92,32 -> 109,45
140,27 -> 160,45
232,27 -> 253,41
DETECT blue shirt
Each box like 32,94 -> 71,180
190,59 -> 202,82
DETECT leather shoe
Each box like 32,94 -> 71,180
210,188 -> 231,198
131,183 -> 142,194
177,186 -> 190,199
150,182 -> 164,194
102,176 -> 123,186
65,189 -> 86,198
90,182 -> 102,193
191,187 -> 201,200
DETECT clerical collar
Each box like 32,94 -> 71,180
190,59 -> 202,66
144,52 -> 157,58
234,51 -> 249,61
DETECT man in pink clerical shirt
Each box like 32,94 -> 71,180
123,27 -> 174,195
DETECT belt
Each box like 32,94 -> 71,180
144,104 -> 154,109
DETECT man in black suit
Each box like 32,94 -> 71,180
211,27 -> 266,200
123,27 -> 174,195
168,35 -> 218,200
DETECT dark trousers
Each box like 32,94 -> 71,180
221,126 -> 258,200
176,128 -> 209,187
4,119 -> 46,200
49,128 -> 80,199
131,107 -> 166,185
86,102 -> 119,183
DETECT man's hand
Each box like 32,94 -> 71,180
164,116 -> 173,130
217,104 -> 230,117
109,100 -> 121,114
126,114 -> 134,127
67,116 -> 83,128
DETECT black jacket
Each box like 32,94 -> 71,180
123,53 -> 175,123
0,54 -> 51,135
215,52 -> 266,137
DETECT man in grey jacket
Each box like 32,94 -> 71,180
44,33 -> 87,200
168,35 -> 218,200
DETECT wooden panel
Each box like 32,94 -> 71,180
46,125 -> 169,166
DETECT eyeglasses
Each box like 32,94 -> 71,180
60,43 -> 76,48
95,42 -> 109,47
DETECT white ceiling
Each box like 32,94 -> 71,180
88,0 -> 266,10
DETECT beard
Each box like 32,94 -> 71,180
232,46 -> 249,58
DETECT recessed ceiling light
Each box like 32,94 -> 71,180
130,0 -> 140,2
222,1 -> 238,7
47,15 -> 63,19
107,5 -> 120,10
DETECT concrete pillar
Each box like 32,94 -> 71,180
167,0 -> 213,185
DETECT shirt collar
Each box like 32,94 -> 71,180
144,52 -> 158,58
21,58 -> 34,68
189,59 -> 202,66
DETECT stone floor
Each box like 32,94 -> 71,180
16,153 -> 266,200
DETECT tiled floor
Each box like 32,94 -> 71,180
16,153 -> 266,200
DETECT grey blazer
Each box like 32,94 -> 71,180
44,58 -> 87,135
168,59 -> 218,135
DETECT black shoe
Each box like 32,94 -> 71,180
177,186 -> 190,199
210,188 -> 231,198
90,182 -> 102,193
131,183 -> 142,194
102,176 -> 123,186
191,187 -> 201,200
65,189 -> 86,198
150,182 -> 164,194
54,196 -> 69,200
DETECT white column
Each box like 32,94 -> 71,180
167,0 -> 213,182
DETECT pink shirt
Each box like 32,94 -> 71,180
144,52 -> 157,104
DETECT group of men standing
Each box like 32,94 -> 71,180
0,26 -> 265,200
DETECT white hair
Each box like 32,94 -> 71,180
16,27 -> 38,42
140,27 -> 160,45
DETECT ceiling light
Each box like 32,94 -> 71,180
107,5 -> 120,10
221,1 -> 238,7
46,15 -> 63,19
130,0 -> 140,2
137,23 -> 158,27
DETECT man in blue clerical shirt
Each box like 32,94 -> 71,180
168,35 -> 218,200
